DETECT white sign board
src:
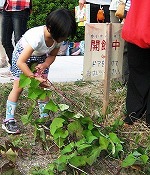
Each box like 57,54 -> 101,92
83,23 -> 124,81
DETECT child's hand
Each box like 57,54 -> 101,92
34,76 -> 46,83
35,63 -> 47,73
33,68 -> 49,88
34,76 -> 49,88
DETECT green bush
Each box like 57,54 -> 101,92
28,0 -> 85,42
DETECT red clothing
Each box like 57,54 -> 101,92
122,0 -> 150,48
4,0 -> 31,11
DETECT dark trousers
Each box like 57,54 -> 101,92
1,9 -> 30,66
122,41 -> 129,85
124,43 -> 150,125
86,3 -> 110,23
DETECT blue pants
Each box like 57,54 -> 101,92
1,9 -> 30,65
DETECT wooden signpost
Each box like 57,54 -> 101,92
83,23 -> 124,114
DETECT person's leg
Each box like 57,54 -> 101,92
102,5 -> 110,23
110,10 -> 120,23
1,11 -> 14,66
0,12 -> 8,68
122,41 -> 129,85
146,91 -> 150,126
38,99 -> 49,118
87,3 -> 100,23
124,43 -> 150,125
37,72 -> 50,118
109,10 -> 129,85
12,9 -> 30,45
2,79 -> 23,133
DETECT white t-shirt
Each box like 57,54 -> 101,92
86,0 -> 111,5
109,0 -> 126,10
20,25 -> 61,56
109,0 -> 120,10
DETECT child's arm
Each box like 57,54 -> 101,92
17,45 -> 47,83
35,47 -> 60,72
17,44 -> 35,77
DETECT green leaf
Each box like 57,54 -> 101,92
6,148 -> 18,163
111,118 -> 124,131
69,156 -> 87,167
48,163 -> 55,172
115,143 -> 123,154
50,118 -> 65,135
21,115 -> 31,125
0,145 -> 6,152
75,138 -> 86,147
58,104 -> 69,111
45,100 -> 58,112
34,117 -> 47,125
86,147 -> 101,165
28,87 -> 44,99
68,120 -> 83,139
80,117 -> 92,124
39,89 -> 49,100
87,136 -> 98,143
19,74 -> 31,88
77,143 -> 91,151
30,78 -> 40,88
30,62 -> 38,72
55,162 -> 66,172
88,122 -> 94,130
140,154 -> 149,164
132,151 -> 142,157
34,125 -> 39,141
61,142 -> 75,154
54,137 -> 65,148
73,113 -> 84,119
109,133 -> 121,144
110,140 -> 115,155
92,128 -> 101,138
99,136 -> 109,150
53,128 -> 68,139
55,155 -> 68,164
38,127 -> 46,142
122,153 -> 136,167
63,110 -> 75,119
83,130 -> 98,143
27,100 -> 36,113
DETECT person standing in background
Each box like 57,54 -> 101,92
109,0 -> 131,85
122,0 -> 150,127
109,0 -> 124,23
0,11 -> 8,68
1,0 -> 32,67
79,0 -> 111,23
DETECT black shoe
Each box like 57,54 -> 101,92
42,120 -> 52,130
2,119 -> 20,134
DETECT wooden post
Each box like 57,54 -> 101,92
102,23 -> 112,115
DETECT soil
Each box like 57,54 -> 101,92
0,81 -> 149,175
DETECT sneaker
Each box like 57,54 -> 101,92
42,120 -> 52,130
2,120 -> 20,134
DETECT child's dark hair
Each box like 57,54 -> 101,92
46,8 -> 77,42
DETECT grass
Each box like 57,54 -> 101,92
0,80 -> 150,175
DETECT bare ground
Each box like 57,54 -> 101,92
0,81 -> 150,175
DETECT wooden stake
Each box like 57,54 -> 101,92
102,23 -> 112,115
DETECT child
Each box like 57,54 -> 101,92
2,8 -> 77,134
